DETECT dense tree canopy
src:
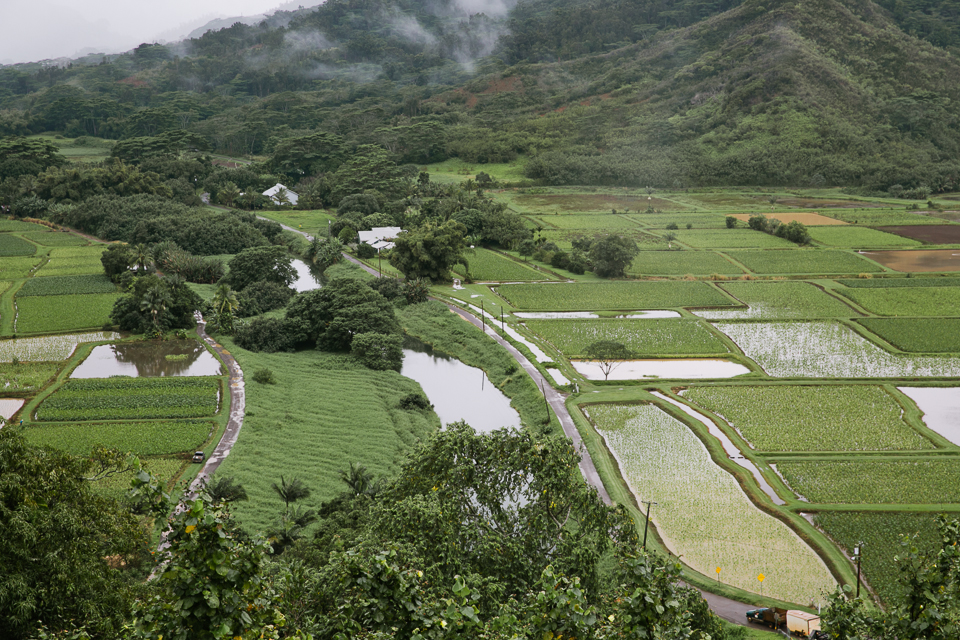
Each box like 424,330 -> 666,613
389,220 -> 468,282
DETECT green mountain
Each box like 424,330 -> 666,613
2,0 -> 960,190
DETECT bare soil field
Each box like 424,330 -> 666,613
862,249 -> 960,272
731,212 -> 849,226
879,225 -> 960,244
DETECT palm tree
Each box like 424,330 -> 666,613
132,243 -> 151,272
206,476 -> 248,503
274,187 -> 291,206
139,285 -> 171,331
220,182 -> 241,207
339,462 -> 375,496
212,283 -> 240,334
268,506 -> 317,554
271,475 -> 311,511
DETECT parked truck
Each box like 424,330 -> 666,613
745,607 -> 786,629
746,607 -> 824,638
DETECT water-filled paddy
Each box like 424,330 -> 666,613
571,359 -> 751,380
898,387 -> 960,446
715,321 -> 960,378
71,340 -> 223,378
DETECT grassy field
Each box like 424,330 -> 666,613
725,250 -> 884,274
837,276 -> 960,288
0,220 -> 49,232
0,256 -> 44,279
524,319 -> 730,356
35,377 -> 221,421
255,208 -> 337,235
857,318 -> 960,352
213,344 -> 439,533
91,457 -> 187,501
15,293 -> 119,333
496,281 -> 735,310
682,386 -> 932,451
807,227 -> 922,248
695,281 -> 859,319
533,214 -> 642,230
836,286 -> 960,316
715,321 -> 960,378
455,248 -> 558,282
627,251 -> 744,276
0,362 -> 59,390
779,460 -> 960,504
589,402 -> 836,603
819,210 -> 946,225
22,419 -> 214,456
35,246 -> 107,277
814,511 -> 942,604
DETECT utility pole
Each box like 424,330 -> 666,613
641,500 -> 658,549
854,542 -> 864,598
480,301 -> 485,332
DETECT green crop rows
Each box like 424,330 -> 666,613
23,419 -> 213,456
696,281 -> 858,319
525,319 -> 729,356
778,460 -> 960,504
836,286 -> 960,316
590,403 -> 836,603
0,234 -> 37,256
683,385 -> 931,451
36,377 -> 221,421
815,512 -> 942,604
456,249 -> 557,282
726,250 -> 884,274
673,230 -> 794,249
496,281 -> 734,310
16,293 -> 119,333
837,277 -> 960,288
0,220 -> 48,232
19,231 -> 89,247
820,210 -> 946,225
808,227 -> 922,248
627,251 -> 743,276
857,318 -> 960,352
631,213 -> 729,229
17,274 -> 117,297
534,214 -> 641,230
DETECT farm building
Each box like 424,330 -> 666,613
262,183 -> 299,205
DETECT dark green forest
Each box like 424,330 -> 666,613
3,0 -> 960,189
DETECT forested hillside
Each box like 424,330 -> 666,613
2,0 -> 960,190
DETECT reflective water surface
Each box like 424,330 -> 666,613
898,387 -> 960,446
400,337 -> 521,432
71,340 -> 223,378
572,359 -> 751,380
291,259 -> 322,292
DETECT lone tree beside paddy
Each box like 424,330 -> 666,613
585,340 -> 634,380
589,234 -> 639,278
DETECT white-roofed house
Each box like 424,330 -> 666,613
358,226 -> 402,250
262,183 -> 299,206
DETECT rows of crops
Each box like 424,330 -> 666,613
836,286 -> 960,316
627,251 -> 742,276
35,247 -> 106,277
23,419 -> 214,456
778,459 -> 960,504
456,249 -> 556,282
857,318 -> 960,353
525,319 -> 730,356
725,250 -> 883,274
682,385 -> 931,451
837,277 -> 960,288
807,227 -> 921,248
19,231 -> 89,247
589,402 -> 836,603
695,281 -> 859,319
36,376 -> 221,421
90,457 -> 187,501
0,234 -> 37,256
671,230 -> 795,249
496,281 -> 735,310
16,293 -> 119,333
16,274 -> 116,297
0,256 -> 43,279
715,321 -> 960,377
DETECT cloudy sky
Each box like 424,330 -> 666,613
0,0 -> 307,64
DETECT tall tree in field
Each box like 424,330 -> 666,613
589,235 -> 639,278
389,220 -> 468,282
585,340 -> 634,380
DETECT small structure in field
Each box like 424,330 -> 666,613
358,226 -> 402,251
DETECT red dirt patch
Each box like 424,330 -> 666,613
731,212 -> 849,226
118,76 -> 148,88
879,225 -> 960,244
863,249 -> 960,272
481,76 -> 522,94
